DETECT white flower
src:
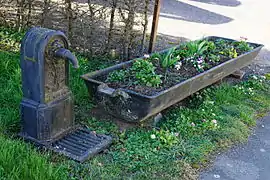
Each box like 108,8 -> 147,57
150,134 -> 156,139
212,120 -> 218,127
191,122 -> 196,127
252,75 -> 258,80
144,54 -> 150,58
175,62 -> 182,70
212,119 -> 217,124
198,64 -> 203,69
175,65 -> 181,70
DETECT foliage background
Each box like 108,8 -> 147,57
0,0 -> 153,59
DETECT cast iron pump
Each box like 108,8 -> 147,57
19,27 -> 111,162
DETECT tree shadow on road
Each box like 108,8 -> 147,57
189,0 -> 241,7
152,33 -> 190,52
161,0 -> 233,25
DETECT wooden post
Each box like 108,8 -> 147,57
148,0 -> 161,54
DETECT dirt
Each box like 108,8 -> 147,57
100,37 -> 262,96
89,106 -> 140,132
102,55 -> 231,96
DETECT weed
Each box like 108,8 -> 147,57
265,73 -> 270,80
0,28 -> 269,180
183,40 -> 209,58
233,40 -> 253,54
131,59 -> 162,87
106,69 -> 127,83
106,58 -> 162,87
0,26 -> 24,52
160,47 -> 179,69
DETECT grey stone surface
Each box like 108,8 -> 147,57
200,114 -> 270,180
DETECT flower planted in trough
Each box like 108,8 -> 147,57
81,37 -> 263,122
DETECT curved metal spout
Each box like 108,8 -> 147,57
54,48 -> 79,69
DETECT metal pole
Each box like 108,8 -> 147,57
148,0 -> 161,54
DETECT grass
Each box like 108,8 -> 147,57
0,136 -> 67,180
0,27 -> 270,179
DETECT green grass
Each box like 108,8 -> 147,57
0,27 -> 270,179
0,136 -> 67,180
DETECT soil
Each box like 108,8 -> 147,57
89,106 -> 140,131
96,40 -> 259,96
98,57 -> 231,96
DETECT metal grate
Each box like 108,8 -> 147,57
51,128 -> 112,162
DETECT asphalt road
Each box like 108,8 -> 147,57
200,114 -> 270,180
157,0 -> 270,48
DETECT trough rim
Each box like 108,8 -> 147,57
81,36 -> 264,99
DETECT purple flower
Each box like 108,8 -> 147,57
197,57 -> 204,64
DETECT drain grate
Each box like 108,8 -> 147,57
51,128 -> 112,162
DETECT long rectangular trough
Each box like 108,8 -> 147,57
81,37 -> 263,123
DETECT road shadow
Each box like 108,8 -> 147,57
161,0 -> 233,24
151,33 -> 190,53
189,0 -> 241,7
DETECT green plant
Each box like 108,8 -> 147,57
208,54 -> 221,63
178,40 -> 213,72
219,47 -> 238,58
205,41 -> 216,52
233,40 -> 253,54
183,40 -> 209,58
0,51 -> 68,180
130,59 -> 154,74
152,47 -> 181,80
265,73 -> 270,80
160,47 -> 180,69
0,26 -> 24,52
1,28 -> 269,180
150,52 -> 161,62
131,59 -> 162,87
155,129 -> 179,148
228,47 -> 238,58
190,56 -> 210,72
215,39 -> 252,59
0,135 -> 67,180
214,39 -> 228,50
106,69 -> 127,83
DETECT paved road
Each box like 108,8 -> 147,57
153,0 -> 270,48
200,114 -> 270,180
152,0 -> 270,66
